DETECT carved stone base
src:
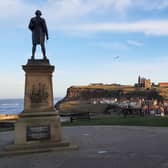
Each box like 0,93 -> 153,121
22,59 -> 55,113
13,59 -> 66,151
15,113 -> 62,145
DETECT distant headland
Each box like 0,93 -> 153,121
56,76 -> 168,116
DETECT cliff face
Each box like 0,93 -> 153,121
64,85 -> 162,101
56,84 -> 167,114
65,87 -> 109,100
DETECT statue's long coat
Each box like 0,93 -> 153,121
29,17 -> 48,45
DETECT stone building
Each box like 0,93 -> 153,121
137,76 -> 151,89
159,82 -> 168,87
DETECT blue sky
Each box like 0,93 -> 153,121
1,0 -> 168,98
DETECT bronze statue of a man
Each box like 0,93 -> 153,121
29,10 -> 49,60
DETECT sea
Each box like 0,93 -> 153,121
0,97 -> 62,115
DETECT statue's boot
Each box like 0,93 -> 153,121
43,56 -> 47,60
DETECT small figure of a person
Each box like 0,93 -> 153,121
29,10 -> 49,60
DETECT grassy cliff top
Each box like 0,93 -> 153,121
69,84 -> 168,99
70,84 -> 158,92
71,84 -> 135,90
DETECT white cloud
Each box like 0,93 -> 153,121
89,41 -> 128,50
1,0 -> 168,35
0,0 -> 132,21
135,0 -> 168,10
43,0 -> 133,20
38,0 -> 168,18
1,0 -> 168,24
65,20 -> 168,36
127,40 -> 143,47
0,0 -> 31,19
88,39 -> 143,52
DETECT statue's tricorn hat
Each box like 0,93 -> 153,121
35,10 -> 42,16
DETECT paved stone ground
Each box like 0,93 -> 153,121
0,126 -> 168,168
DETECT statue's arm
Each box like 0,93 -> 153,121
28,18 -> 34,31
43,20 -> 49,40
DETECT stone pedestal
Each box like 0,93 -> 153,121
15,59 -> 62,145
0,59 -> 78,156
